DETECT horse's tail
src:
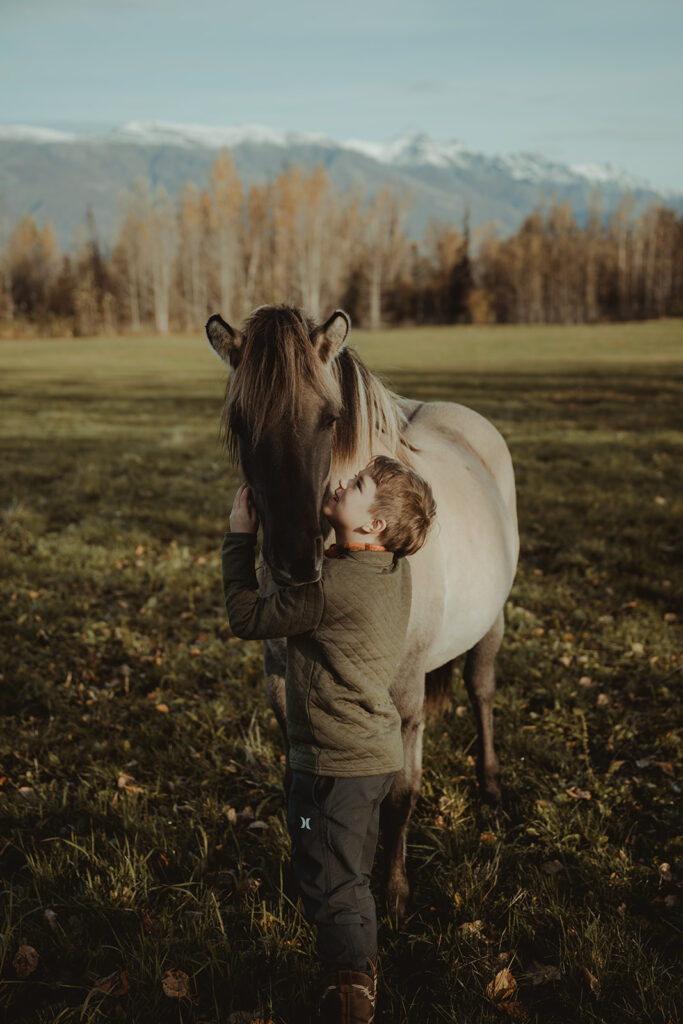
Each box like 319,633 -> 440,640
424,659 -> 457,717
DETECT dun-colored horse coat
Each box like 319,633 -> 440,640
206,305 -> 519,915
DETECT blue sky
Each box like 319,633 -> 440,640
2,0 -> 682,191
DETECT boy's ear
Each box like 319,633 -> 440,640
362,517 -> 387,535
312,310 -> 350,364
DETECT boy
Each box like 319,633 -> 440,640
222,455 -> 436,1024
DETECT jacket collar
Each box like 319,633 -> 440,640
324,542 -> 388,559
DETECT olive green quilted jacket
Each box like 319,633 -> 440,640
221,532 -> 411,777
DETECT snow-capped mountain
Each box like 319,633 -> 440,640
0,121 -> 679,247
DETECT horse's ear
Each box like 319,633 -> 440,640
312,310 -> 350,364
206,314 -> 243,369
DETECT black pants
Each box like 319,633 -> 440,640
286,769 -> 395,973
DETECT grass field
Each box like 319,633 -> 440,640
1,320 -> 682,1023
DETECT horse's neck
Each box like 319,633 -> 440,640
329,394 -> 412,481
330,436 -> 398,482
329,352 -> 414,479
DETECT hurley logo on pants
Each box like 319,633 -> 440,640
300,817 -> 312,830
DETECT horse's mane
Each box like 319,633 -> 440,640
222,304 -> 415,468
332,348 -> 416,472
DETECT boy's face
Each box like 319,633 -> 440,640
322,466 -> 379,534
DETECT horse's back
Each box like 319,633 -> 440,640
403,399 -> 517,530
398,398 -> 519,667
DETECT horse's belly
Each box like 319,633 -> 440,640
406,428 -> 518,668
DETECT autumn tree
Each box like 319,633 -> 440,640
176,182 -> 211,330
365,186 -> 410,330
240,183 -> 271,315
113,181 -> 151,331
5,215 -> 58,322
206,152 -> 242,322
2,169 -> 683,334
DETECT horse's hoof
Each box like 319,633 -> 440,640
480,779 -> 502,806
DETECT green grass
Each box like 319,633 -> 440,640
1,321 -> 682,1023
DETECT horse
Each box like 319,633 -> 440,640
206,304 -> 519,916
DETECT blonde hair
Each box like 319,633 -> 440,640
367,456 -> 437,558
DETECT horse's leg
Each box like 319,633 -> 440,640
263,636 -> 302,906
263,637 -> 290,794
463,610 -> 504,805
380,658 -> 426,920
258,557 -> 292,795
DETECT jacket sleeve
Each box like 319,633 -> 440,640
221,532 -> 325,640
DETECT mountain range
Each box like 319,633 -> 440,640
1,121 -> 681,249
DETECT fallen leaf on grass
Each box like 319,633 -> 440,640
658,863 -> 673,886
541,860 -> 564,876
236,877 -> 262,897
656,762 -> 675,777
155,703 -> 170,714
582,967 -> 601,997
43,908 -> 58,932
522,960 -> 561,985
636,756 -> 653,768
13,945 -> 39,978
479,830 -> 498,845
141,911 -> 159,934
117,773 -> 142,793
596,693 -> 611,707
161,969 -> 190,998
566,786 -> 591,800
487,967 -> 517,1001
459,920 -> 484,937
93,969 -> 130,996
109,885 -> 133,903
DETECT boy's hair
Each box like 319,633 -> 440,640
367,456 -> 437,558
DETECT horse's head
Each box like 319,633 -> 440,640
206,305 -> 350,585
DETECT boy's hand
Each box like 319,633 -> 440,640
229,483 -> 259,534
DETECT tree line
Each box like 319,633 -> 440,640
1,153 -> 681,335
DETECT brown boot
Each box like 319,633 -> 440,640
318,962 -> 376,1024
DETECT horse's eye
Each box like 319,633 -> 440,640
324,415 -> 338,430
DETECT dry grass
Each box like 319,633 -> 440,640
1,321 -> 681,1023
